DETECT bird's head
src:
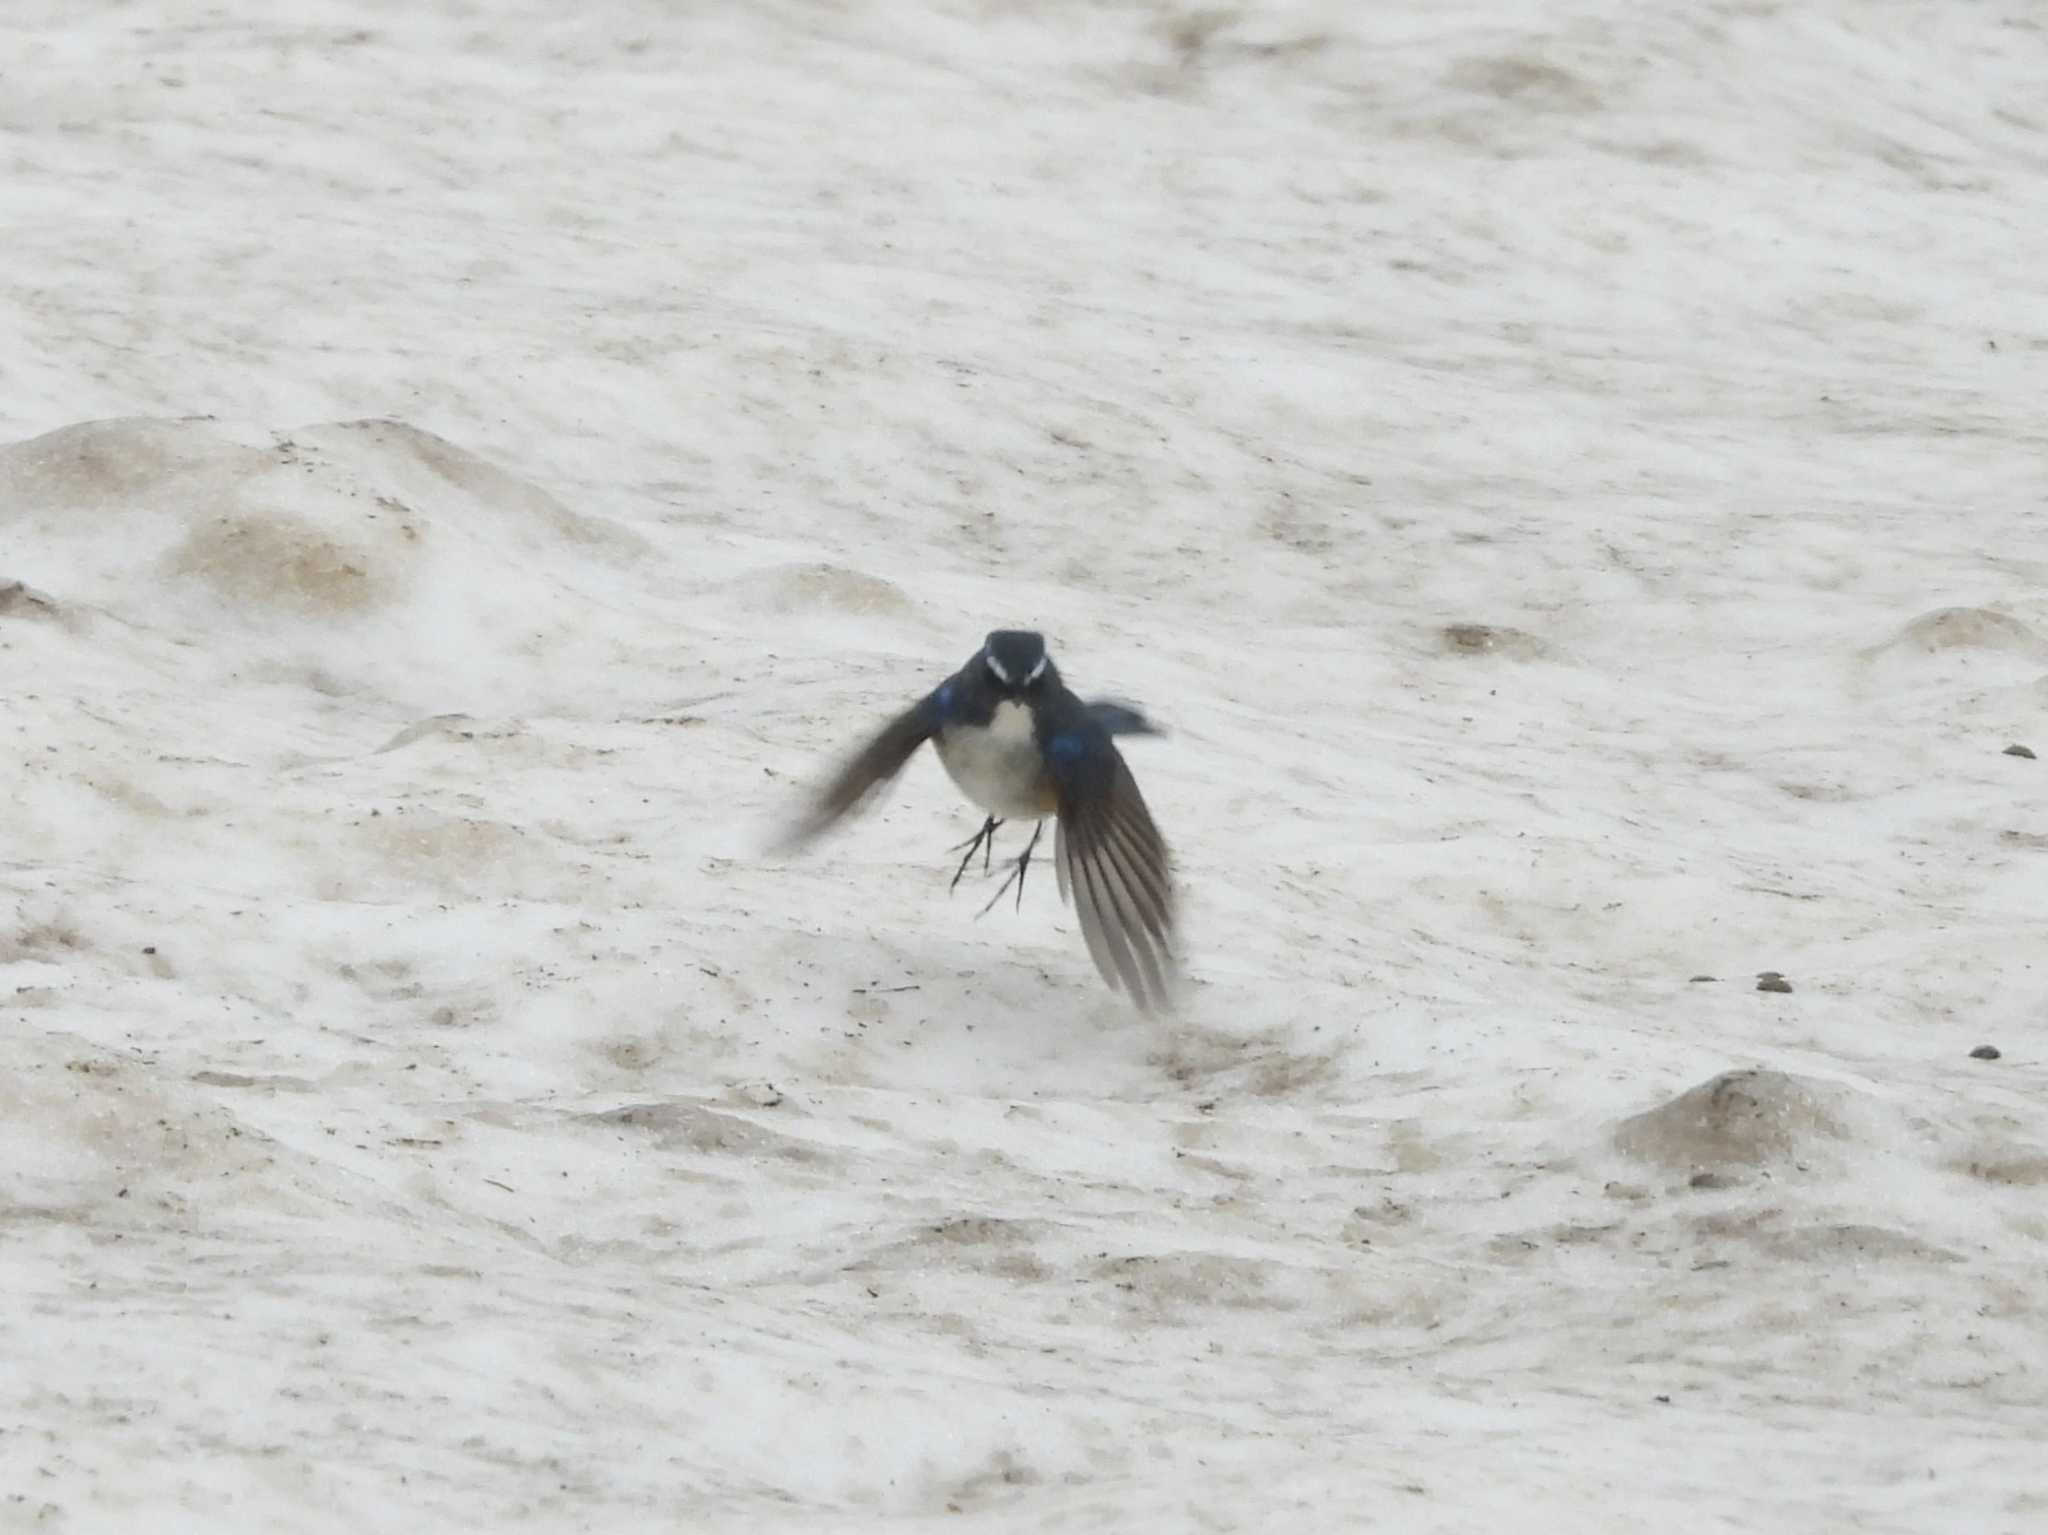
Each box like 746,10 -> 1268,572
981,629 -> 1053,697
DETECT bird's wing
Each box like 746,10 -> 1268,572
1083,699 -> 1162,737
775,688 -> 944,853
1047,724 -> 1178,1012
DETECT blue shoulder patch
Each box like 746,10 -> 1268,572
1047,730 -> 1089,765
934,681 -> 956,717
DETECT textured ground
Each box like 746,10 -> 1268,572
2,2 -> 2045,1530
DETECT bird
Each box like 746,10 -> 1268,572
777,630 -> 1179,1012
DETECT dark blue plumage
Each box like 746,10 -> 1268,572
778,630 -> 1179,1011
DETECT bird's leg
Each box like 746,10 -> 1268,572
948,816 -> 1002,892
977,820 -> 1046,917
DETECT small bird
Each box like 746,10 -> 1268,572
778,630 -> 1179,1011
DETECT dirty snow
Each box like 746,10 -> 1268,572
2,1 -> 2045,1530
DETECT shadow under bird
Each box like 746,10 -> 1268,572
778,630 -> 1180,1012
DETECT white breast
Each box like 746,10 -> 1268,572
934,701 -> 1051,819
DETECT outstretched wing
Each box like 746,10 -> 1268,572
775,688 -> 945,853
1048,724 -> 1178,1012
1083,699 -> 1162,737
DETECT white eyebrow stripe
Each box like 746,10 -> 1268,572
1025,655 -> 1048,683
985,653 -> 1011,683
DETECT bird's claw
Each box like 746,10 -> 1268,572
948,816 -> 1002,892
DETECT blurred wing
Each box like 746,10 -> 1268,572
1049,729 -> 1178,1012
775,690 -> 941,854
1083,699 -> 1162,737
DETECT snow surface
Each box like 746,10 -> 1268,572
3,1 -> 2045,1529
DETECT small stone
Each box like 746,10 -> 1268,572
1441,623 -> 1500,653
1688,974 -> 1716,983
1689,1170 -> 1739,1190
2003,744 -> 2036,760
1438,622 -> 1552,660
1970,1044 -> 2002,1061
1756,973 -> 1793,994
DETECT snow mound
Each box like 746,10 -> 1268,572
0,415 -> 651,708
742,561 -> 915,618
1875,606 -> 2048,660
0,1035 -> 285,1219
1859,604 -> 2048,700
1612,1068 -> 1856,1175
0,578 -> 64,622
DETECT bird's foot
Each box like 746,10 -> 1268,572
948,816 -> 1002,892
977,821 -> 1045,917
